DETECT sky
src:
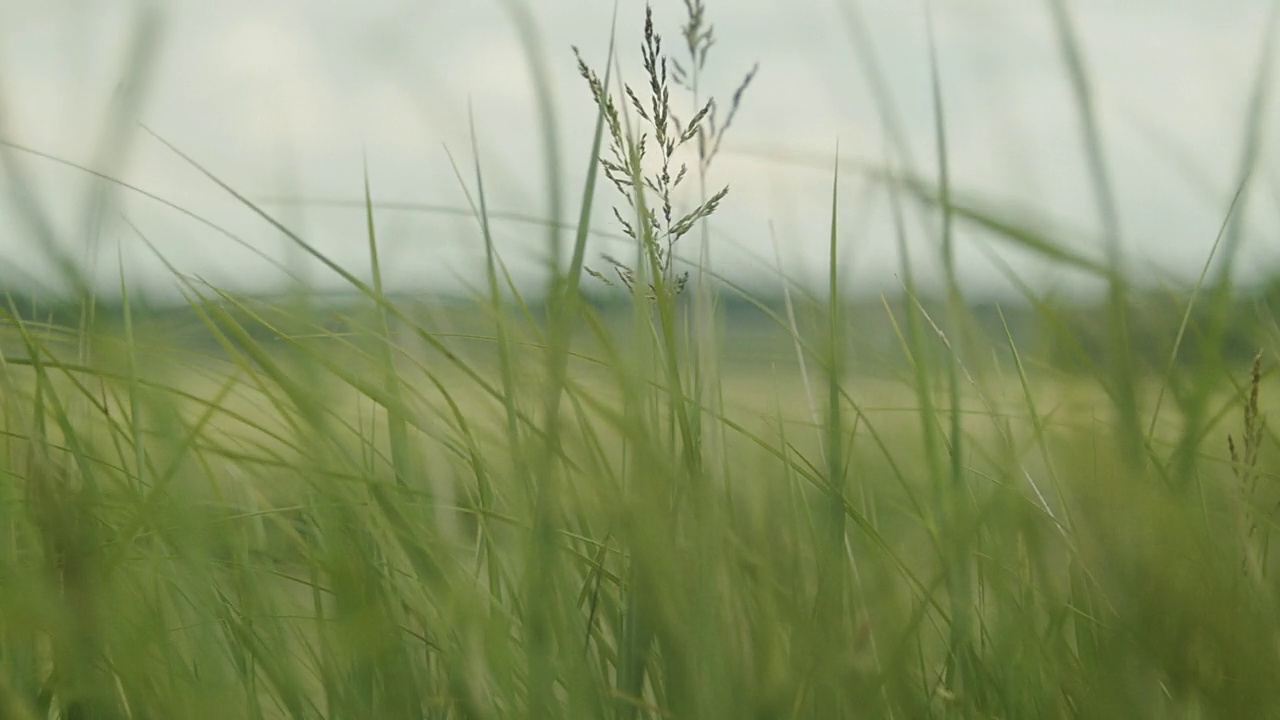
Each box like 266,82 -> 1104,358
0,0 -> 1276,301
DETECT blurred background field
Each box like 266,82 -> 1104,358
3,0 -> 1280,718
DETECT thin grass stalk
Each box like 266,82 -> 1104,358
117,253 -> 148,495
466,113 -> 527,502
814,152 -> 849,716
495,0 -> 564,279
924,8 -> 980,706
1044,0 -> 1143,467
882,155 -> 974,701
363,164 -> 415,491
523,16 -> 620,718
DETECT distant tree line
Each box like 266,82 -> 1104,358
2,281 -> 1276,375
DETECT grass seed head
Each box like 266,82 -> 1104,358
576,3 -> 753,302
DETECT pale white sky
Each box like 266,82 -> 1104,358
0,0 -> 1275,300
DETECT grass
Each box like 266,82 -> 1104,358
1,2 -> 1280,718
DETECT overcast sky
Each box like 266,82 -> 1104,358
0,0 -> 1275,300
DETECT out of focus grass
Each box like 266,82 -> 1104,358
2,1 -> 1280,718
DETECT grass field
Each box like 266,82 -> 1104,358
3,1 -> 1280,718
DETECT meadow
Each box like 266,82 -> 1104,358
3,1 -> 1280,718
